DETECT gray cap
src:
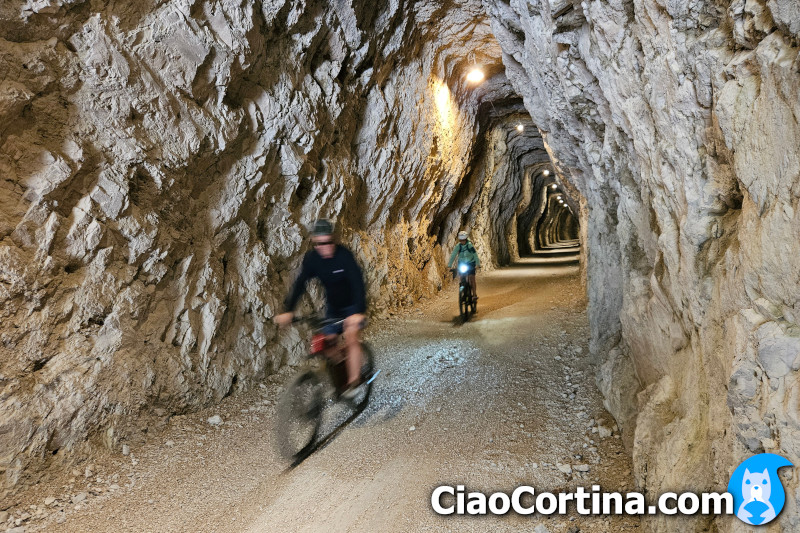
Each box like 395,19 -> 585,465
312,218 -> 334,236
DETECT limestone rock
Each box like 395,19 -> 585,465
0,0 -> 538,500
1,3 -> 799,533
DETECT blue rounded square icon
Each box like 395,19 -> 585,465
728,453 -> 793,525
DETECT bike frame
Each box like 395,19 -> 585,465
276,315 -> 378,465
453,264 -> 476,320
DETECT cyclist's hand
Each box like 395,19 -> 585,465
274,312 -> 294,328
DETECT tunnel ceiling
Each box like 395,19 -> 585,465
3,1 -> 800,527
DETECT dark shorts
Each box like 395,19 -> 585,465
323,305 -> 366,335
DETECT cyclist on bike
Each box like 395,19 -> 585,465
447,231 -> 480,301
274,219 -> 367,397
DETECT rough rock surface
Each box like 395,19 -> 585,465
0,0 -> 548,499
485,0 -> 800,530
3,1 -> 798,531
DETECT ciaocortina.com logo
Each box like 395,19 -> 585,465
727,453 -> 793,526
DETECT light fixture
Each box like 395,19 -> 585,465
543,169 -> 550,176
516,124 -> 524,132
557,196 -> 562,200
466,52 -> 485,84
550,184 -> 557,189
466,68 -> 485,83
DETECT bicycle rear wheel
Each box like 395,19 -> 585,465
276,371 -> 323,462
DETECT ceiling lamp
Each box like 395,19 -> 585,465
543,169 -> 550,176
466,68 -> 485,83
465,52 -> 485,84
516,124 -> 524,132
550,184 -> 557,189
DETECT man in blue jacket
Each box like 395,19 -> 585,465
447,231 -> 480,301
274,219 -> 366,396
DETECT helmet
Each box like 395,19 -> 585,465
311,218 -> 334,237
457,231 -> 468,240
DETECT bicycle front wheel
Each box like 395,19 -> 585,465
459,285 -> 470,321
276,371 -> 323,462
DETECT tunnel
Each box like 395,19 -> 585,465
1,0 -> 799,531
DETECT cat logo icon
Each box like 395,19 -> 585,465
728,453 -> 793,525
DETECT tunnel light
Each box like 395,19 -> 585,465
543,169 -> 551,176
466,68 -> 485,83
516,124 -> 524,132
550,184 -> 557,190
557,196 -> 562,200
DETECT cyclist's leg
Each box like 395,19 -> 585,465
320,320 -> 344,363
469,265 -> 477,299
343,318 -> 362,387
343,314 -> 365,387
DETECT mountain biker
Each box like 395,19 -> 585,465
274,219 -> 367,397
447,231 -> 480,301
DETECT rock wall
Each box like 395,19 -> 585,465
485,0 -> 800,530
8,1 -> 795,527
0,0 -> 542,498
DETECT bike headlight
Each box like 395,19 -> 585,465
459,264 -> 468,273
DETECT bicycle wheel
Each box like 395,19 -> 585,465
460,284 -> 472,321
341,343 -> 376,411
276,370 -> 323,462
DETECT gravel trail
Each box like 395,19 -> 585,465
8,257 -> 639,533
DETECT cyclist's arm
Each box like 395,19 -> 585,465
447,247 -> 458,268
283,254 -> 314,312
344,251 -> 367,314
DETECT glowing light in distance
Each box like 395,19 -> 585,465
466,68 -> 485,83
550,184 -> 557,189
516,124 -> 524,132
543,169 -> 550,176
435,81 -> 451,126
557,196 -> 562,200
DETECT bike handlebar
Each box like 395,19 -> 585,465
291,315 -> 345,327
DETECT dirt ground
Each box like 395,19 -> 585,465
4,254 -> 643,533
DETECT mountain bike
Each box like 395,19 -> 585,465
275,316 -> 379,465
452,263 -> 477,321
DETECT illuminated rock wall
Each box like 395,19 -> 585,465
485,0 -> 800,530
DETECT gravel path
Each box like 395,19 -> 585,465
6,257 -> 640,533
